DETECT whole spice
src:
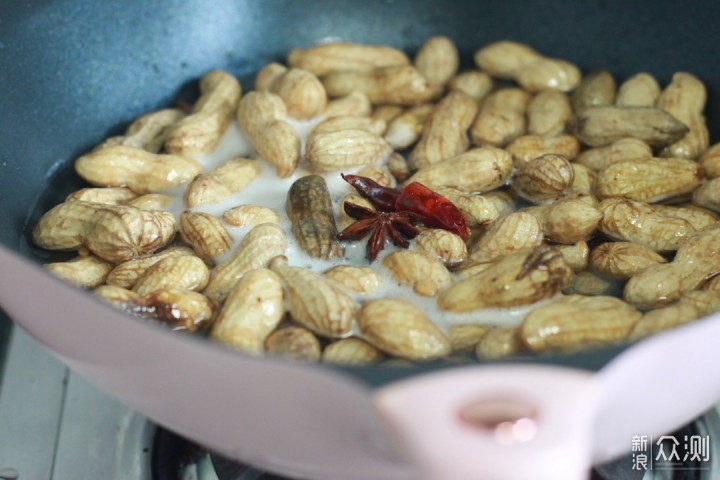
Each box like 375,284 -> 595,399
337,202 -> 420,261
337,174 -> 469,260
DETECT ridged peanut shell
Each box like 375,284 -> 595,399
211,268 -> 285,354
322,338 -> 384,365
45,255 -> 114,288
185,158 -> 261,208
164,70 -> 241,156
75,145 -> 203,194
589,242 -> 667,279
179,211 -> 233,261
323,265 -> 382,295
598,198 -> 695,252
358,299 -> 450,361
624,225 -> 720,309
594,157 -> 703,203
521,295 -> 641,352
439,247 -> 572,312
269,256 -> 355,337
382,250 -> 452,297
106,246 -> 196,288
409,90 -> 477,167
305,129 -> 392,172
204,223 -> 287,303
407,147 -> 512,193
287,42 -> 409,76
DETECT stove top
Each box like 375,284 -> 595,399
0,322 -> 716,480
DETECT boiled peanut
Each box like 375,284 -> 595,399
382,250 -> 452,297
616,73 -> 661,107
184,158 -> 261,208
45,255 -> 113,288
179,211 -> 233,261
657,72 -> 709,159
448,70 -> 493,102
323,265 -> 382,295
222,204 -> 282,227
321,65 -> 433,106
97,108 -> 186,153
286,175 -> 343,259
449,324 -> 493,353
268,68 -> 327,120
572,106 -> 689,148
700,143 -> 720,178
409,91 -> 477,167
505,134 -> 580,167
466,212 -> 544,265
358,298 -> 450,361
132,254 -> 209,296
66,187 -> 137,205
106,246 -> 196,288
439,246 -> 572,312
204,223 -> 287,303
624,225 -> 720,308
270,256 -> 356,337
589,242 -> 667,279
165,70 -> 241,156
414,36 -> 459,97
236,91 -> 301,178
594,157 -> 703,203
322,338 -> 384,365
33,202 -> 176,263
598,198 -> 695,252
287,42 -> 409,76
407,147 -> 513,193
512,154 -> 575,204
305,129 -> 392,172
415,229 -> 468,265
629,291 -> 720,341
211,268 -> 285,354
527,90 -> 572,136
75,145 -> 203,194
384,103 -> 435,150
474,41 -> 580,92
471,88 -> 530,147
142,288 -> 214,332
692,178 -> 720,212
322,92 -> 372,118
523,198 -> 603,244
475,326 -> 524,359
521,295 -> 641,352
576,138 -> 652,171
571,70 -> 616,113
265,326 -> 322,362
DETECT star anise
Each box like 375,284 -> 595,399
337,202 -> 420,261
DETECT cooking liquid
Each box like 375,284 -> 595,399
163,117 -> 545,338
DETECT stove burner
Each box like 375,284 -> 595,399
211,454 -> 294,480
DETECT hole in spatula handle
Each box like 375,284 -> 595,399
459,397 -> 538,444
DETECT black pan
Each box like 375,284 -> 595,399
2,1 -> 720,479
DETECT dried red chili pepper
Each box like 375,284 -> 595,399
341,174 -> 400,212
396,182 -> 470,239
339,174 -> 469,259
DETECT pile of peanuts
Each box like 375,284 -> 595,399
31,38 -> 720,365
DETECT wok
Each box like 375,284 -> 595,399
2,1 -> 720,478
